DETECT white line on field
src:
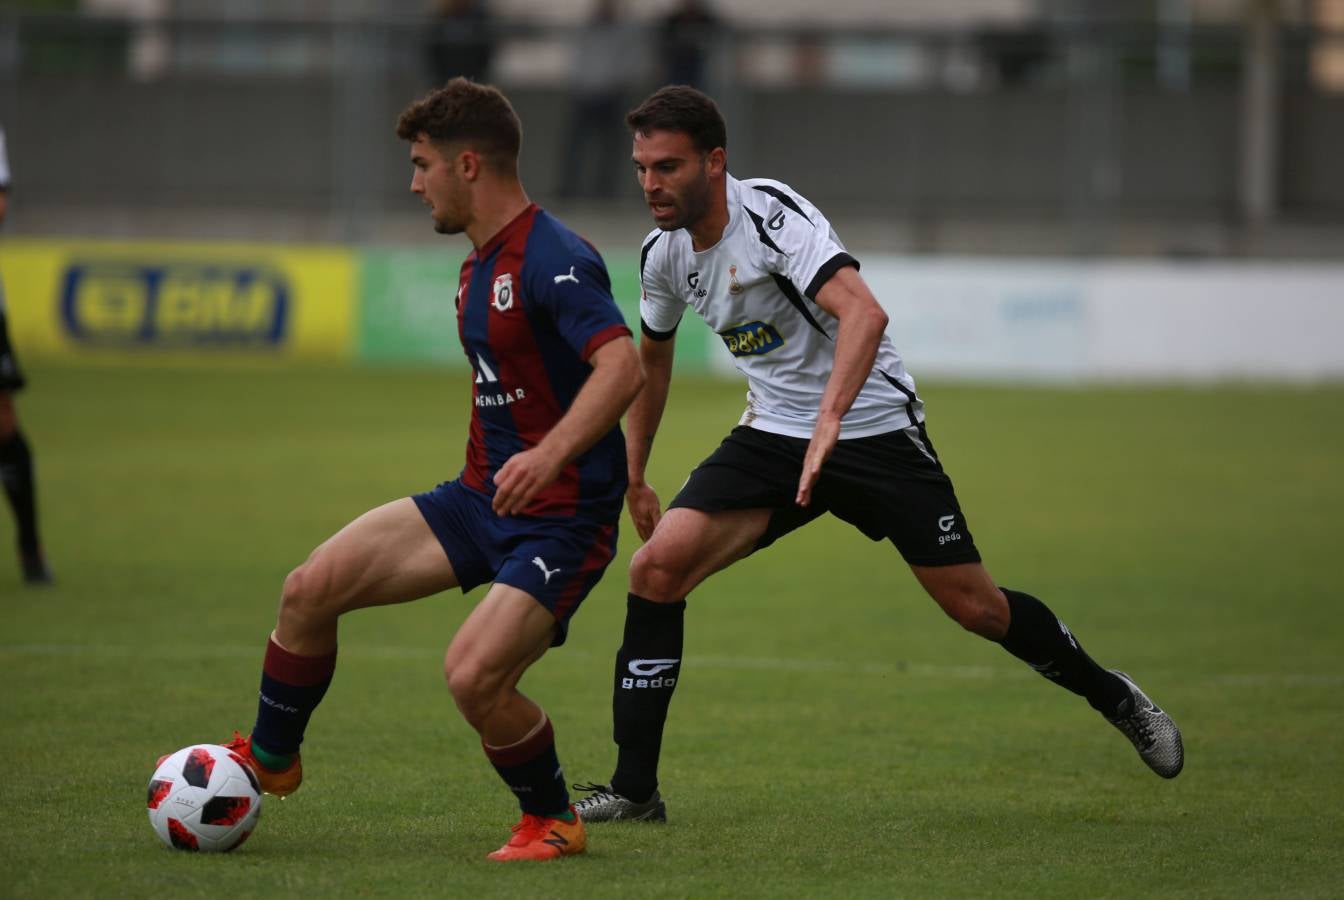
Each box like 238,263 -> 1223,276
1,643 -> 1341,687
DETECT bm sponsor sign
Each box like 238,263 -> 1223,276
0,239 -> 355,361
60,262 -> 289,347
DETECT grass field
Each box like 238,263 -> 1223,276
2,363 -> 1342,898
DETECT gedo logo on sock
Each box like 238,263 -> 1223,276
60,262 -> 290,347
622,658 -> 679,690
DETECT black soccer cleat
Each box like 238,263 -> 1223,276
572,782 -> 667,823
1105,670 -> 1184,778
19,547 -> 53,586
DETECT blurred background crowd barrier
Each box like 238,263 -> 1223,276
4,0 -> 1344,254
1,0 -> 1342,381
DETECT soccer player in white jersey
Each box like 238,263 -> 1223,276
573,86 -> 1183,824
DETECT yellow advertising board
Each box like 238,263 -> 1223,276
0,238 -> 355,362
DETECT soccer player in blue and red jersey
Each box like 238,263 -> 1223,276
194,79 -> 643,861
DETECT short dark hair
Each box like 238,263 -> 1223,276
625,85 -> 727,154
395,77 -> 522,172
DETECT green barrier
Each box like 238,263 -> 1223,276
358,249 -> 718,370
357,249 -> 460,365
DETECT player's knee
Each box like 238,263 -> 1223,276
279,558 -> 340,626
629,541 -> 694,601
444,661 -> 501,727
936,585 -> 1009,639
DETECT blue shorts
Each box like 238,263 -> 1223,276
412,480 -> 619,646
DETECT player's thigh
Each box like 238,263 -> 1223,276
443,582 -> 556,692
631,506 -> 774,599
822,427 -> 983,568
297,496 -> 458,615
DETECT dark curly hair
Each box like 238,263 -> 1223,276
395,77 -> 522,173
625,85 -> 727,154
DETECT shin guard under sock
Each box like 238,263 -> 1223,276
998,588 -> 1128,714
611,593 -> 685,802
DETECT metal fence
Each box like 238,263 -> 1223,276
3,9 -> 1342,256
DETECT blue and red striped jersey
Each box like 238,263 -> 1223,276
456,204 -> 632,520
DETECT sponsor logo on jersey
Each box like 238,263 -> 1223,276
719,320 -> 784,357
60,262 -> 289,347
491,272 -> 514,311
936,513 -> 963,546
473,352 -> 526,406
767,210 -> 785,230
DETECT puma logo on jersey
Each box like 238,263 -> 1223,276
532,557 -> 561,584
553,266 -> 579,285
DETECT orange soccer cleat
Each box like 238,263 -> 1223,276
486,807 -> 587,862
222,731 -> 304,798
154,731 -> 302,797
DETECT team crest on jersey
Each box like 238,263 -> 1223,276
728,265 -> 744,295
719,320 -> 783,357
491,273 -> 514,312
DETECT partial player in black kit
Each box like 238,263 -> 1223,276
0,123 -> 53,586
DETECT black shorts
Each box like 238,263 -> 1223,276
669,424 -> 982,567
0,309 -> 26,392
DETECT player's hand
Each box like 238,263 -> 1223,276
492,447 -> 564,516
626,481 -> 663,541
796,415 -> 841,507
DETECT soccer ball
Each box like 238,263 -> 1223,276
147,744 -> 262,852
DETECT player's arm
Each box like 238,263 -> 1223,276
624,331 -> 676,540
492,335 -> 644,516
796,264 -> 889,507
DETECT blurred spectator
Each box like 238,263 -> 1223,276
424,0 -> 494,86
659,0 -> 720,88
977,25 -> 1053,88
557,0 -> 643,200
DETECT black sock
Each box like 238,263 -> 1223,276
250,636 -> 337,759
998,588 -> 1128,714
0,430 -> 40,553
484,714 -> 571,817
610,593 -> 685,803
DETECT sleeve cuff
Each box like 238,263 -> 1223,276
804,252 -> 860,300
580,323 -> 633,361
640,317 -> 680,342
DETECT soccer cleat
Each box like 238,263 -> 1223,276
19,547 -> 53,585
486,807 -> 587,861
158,731 -> 302,797
1106,670 -> 1184,778
572,782 -> 667,823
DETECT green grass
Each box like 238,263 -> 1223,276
2,363 -> 1342,898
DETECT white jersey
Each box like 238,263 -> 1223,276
639,174 -> 922,439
